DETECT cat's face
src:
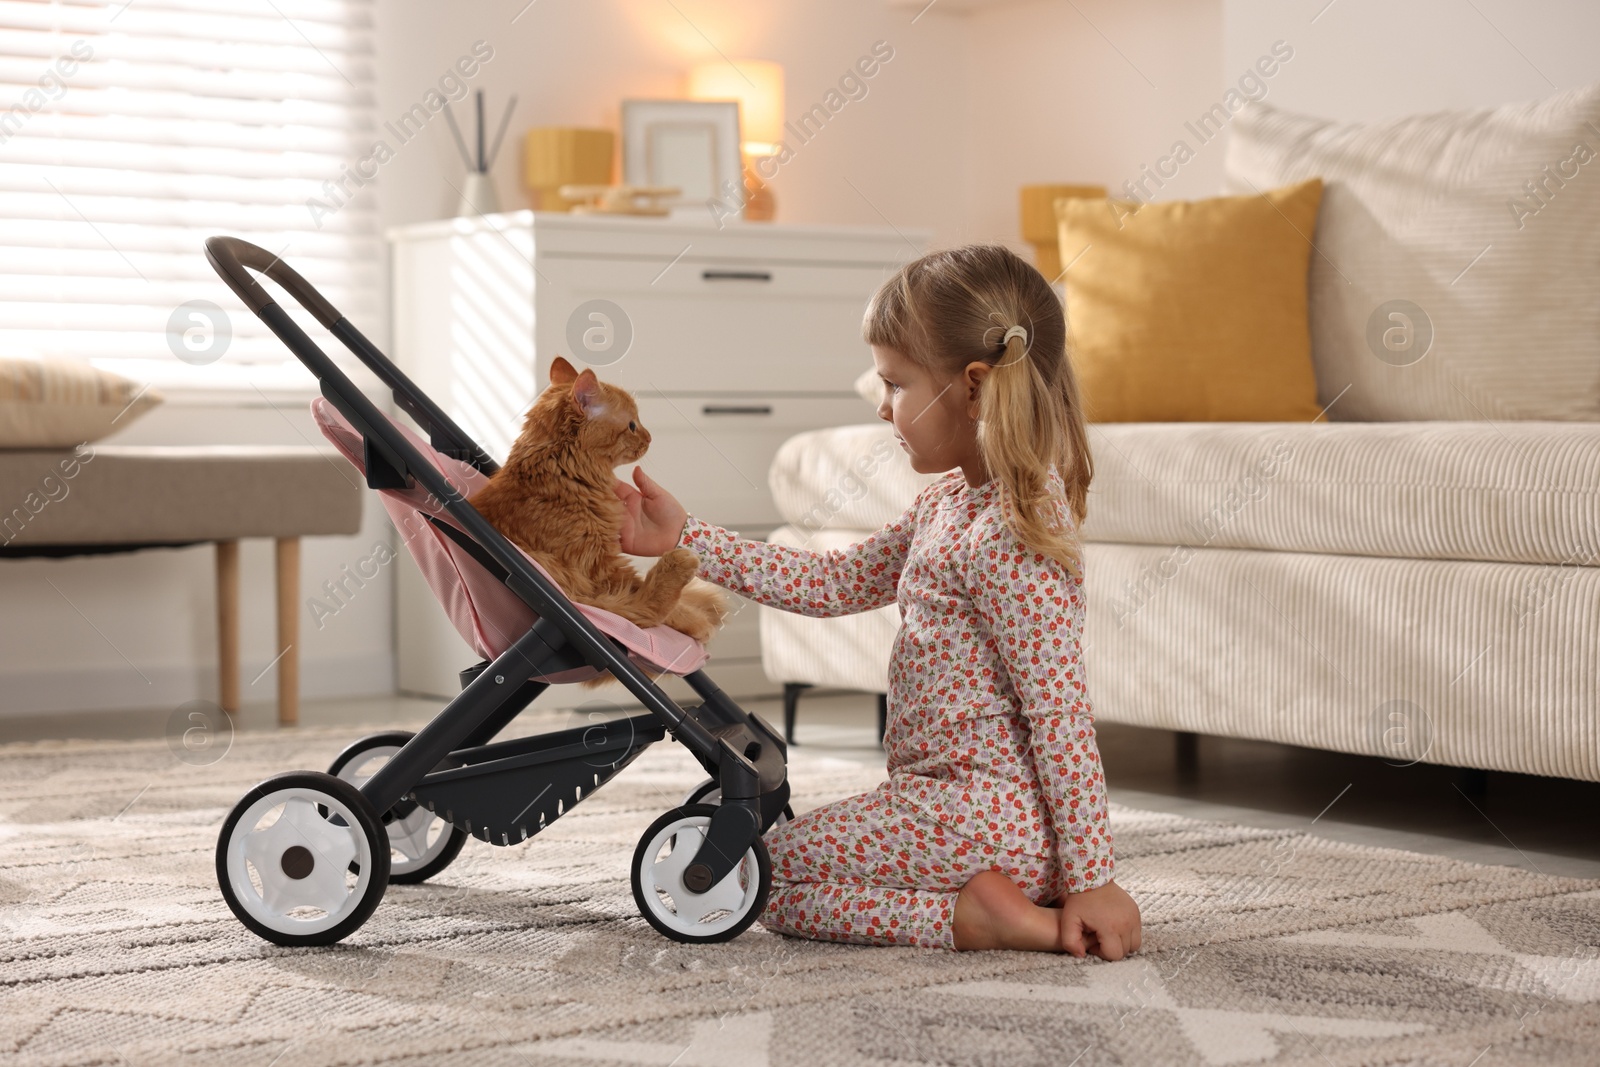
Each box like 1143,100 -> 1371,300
522,356 -> 651,466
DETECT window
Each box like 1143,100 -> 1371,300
0,0 -> 377,396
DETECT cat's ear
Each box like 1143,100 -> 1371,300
549,356 -> 578,386
570,369 -> 603,417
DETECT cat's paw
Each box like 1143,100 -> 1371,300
658,547 -> 700,581
680,580 -> 729,626
666,580 -> 728,643
665,607 -> 715,644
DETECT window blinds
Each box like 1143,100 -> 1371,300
0,0 -> 378,389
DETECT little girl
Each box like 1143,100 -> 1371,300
615,245 -> 1141,960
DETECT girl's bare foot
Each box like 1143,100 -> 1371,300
952,871 -> 1060,951
955,872 -> 1143,957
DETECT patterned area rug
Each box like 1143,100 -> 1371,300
0,723 -> 1597,1066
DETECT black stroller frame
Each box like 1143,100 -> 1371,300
206,237 -> 790,947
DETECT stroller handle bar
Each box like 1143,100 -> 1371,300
206,235 -> 343,329
206,236 -> 498,475
201,235 -> 728,765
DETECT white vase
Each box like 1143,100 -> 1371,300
454,172 -> 499,217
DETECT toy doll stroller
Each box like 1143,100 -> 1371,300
204,237 -> 790,947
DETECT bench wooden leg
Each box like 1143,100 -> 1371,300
275,537 -> 300,727
216,540 -> 239,715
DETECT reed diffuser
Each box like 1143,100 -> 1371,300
443,90 -> 517,217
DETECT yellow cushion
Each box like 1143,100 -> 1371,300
1055,178 -> 1324,422
1020,184 -> 1105,281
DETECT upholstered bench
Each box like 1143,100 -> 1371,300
0,444 -> 363,725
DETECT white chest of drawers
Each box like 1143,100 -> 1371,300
387,211 -> 927,702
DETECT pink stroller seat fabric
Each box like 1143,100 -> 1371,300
310,397 -> 709,684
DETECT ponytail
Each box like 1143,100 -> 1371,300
977,327 -> 1091,581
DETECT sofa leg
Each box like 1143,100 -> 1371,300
876,693 -> 888,747
783,682 -> 812,746
1175,730 -> 1199,781
1456,766 -> 1489,799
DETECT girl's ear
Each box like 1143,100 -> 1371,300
964,361 -> 992,415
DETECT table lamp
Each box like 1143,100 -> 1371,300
687,58 -> 784,221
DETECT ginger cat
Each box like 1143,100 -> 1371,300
469,357 -> 728,685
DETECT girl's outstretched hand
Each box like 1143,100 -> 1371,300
613,465 -> 689,557
1060,880 -> 1142,961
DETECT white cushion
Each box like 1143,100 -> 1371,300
771,420 -> 1600,568
767,423 -> 939,534
1085,421 -> 1600,567
1224,82 -> 1600,422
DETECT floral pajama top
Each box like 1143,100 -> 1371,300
676,467 -> 1115,950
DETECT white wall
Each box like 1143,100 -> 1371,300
372,0 -> 972,254
959,0 -> 1228,248
957,0 -> 1600,250
1223,0 -> 1600,122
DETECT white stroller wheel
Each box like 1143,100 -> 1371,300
328,732 -> 467,884
216,771 -> 389,947
632,804 -> 771,943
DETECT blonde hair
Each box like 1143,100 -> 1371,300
863,244 -> 1093,580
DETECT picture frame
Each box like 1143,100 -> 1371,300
621,99 -> 743,221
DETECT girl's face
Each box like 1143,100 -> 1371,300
872,344 -> 991,485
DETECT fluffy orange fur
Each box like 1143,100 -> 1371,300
469,357 -> 728,688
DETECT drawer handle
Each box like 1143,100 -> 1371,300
701,269 -> 772,282
701,404 -> 773,416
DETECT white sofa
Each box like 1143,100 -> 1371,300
756,84 -> 1600,783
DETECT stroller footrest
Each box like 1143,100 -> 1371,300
410,713 -> 664,845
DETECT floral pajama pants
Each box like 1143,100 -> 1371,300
757,783 -> 1067,950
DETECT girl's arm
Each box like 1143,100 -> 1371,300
677,504 -> 918,618
965,514 -> 1115,894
